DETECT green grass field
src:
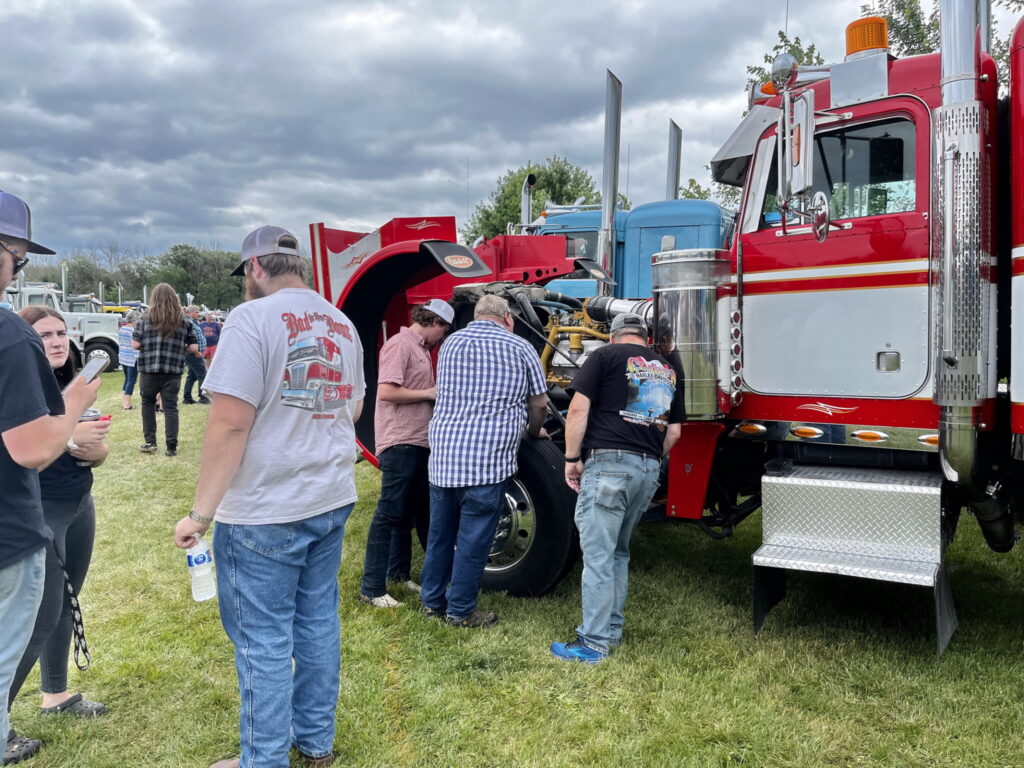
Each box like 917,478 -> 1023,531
10,371 -> 1024,767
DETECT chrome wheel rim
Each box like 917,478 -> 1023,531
486,478 -> 537,572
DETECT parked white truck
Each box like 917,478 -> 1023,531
4,279 -> 121,371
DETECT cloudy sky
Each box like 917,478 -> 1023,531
1,0 -> 1018,257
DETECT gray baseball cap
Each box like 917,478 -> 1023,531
0,190 -> 55,255
609,312 -> 648,335
231,225 -> 300,276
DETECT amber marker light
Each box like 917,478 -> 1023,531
852,430 -> 888,443
846,16 -> 888,57
791,426 -> 823,439
759,82 -> 777,95
918,434 -> 940,447
736,423 -> 767,435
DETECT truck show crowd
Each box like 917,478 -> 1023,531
0,191 -> 686,768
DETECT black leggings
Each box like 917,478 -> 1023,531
8,492 -> 96,707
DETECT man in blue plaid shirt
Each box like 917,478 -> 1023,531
420,295 -> 548,627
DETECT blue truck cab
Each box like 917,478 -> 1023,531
538,199 -> 733,299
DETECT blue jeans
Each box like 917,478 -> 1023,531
420,481 -> 505,619
575,450 -> 661,654
360,445 -> 428,597
0,548 -> 46,740
122,364 -> 138,395
183,355 -> 206,400
214,505 -> 352,768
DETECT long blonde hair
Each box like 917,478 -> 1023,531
146,283 -> 184,337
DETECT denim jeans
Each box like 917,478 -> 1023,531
0,548 -> 46,741
214,505 -> 352,768
122,364 -> 138,395
183,355 -> 206,400
359,445 -> 427,597
420,481 -> 505,619
575,449 -> 661,654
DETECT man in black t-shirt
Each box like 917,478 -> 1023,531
0,190 -> 99,761
550,312 -> 684,664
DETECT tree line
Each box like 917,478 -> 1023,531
23,244 -> 247,309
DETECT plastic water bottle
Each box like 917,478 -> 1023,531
186,535 -> 216,602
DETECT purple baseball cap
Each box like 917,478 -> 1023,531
0,190 -> 55,255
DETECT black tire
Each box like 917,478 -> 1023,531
480,437 -> 579,597
85,340 -> 119,372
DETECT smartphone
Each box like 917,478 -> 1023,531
63,356 -> 108,393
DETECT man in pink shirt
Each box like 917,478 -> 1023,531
359,299 -> 453,607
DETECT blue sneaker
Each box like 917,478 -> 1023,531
550,638 -> 606,664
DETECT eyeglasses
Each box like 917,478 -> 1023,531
0,241 -> 29,276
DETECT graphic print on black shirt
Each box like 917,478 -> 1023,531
571,343 -> 685,458
621,356 -> 677,428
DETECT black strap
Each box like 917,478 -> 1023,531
54,549 -> 90,671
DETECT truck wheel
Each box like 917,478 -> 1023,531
85,341 -> 119,372
480,438 -> 579,597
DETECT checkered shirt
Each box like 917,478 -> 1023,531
132,317 -> 199,374
189,318 -> 207,354
428,320 -> 547,487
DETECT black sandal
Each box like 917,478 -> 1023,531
4,729 -> 42,764
39,692 -> 105,716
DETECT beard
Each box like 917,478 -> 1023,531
245,274 -> 266,301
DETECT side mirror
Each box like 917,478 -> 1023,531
777,89 -> 815,202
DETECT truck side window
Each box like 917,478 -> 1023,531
760,118 -> 916,227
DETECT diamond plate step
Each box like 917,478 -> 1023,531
752,544 -> 939,586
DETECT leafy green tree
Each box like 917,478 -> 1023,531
462,156 -> 605,243
746,31 -> 825,92
149,244 -> 244,309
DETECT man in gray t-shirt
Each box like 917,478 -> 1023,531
174,225 -> 364,768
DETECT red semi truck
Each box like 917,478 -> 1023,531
311,1 -> 1023,654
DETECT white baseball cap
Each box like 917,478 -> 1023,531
422,298 -> 454,325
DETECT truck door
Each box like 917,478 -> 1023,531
738,97 -> 930,400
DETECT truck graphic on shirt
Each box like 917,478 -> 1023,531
281,336 -> 353,415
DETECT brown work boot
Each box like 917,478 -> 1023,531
297,750 -> 336,767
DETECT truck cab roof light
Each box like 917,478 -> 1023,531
846,16 -> 888,58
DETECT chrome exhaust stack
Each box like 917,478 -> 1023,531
520,173 -> 537,229
934,0 -> 1013,551
597,71 -> 622,297
666,119 -> 682,200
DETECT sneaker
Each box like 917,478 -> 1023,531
139,443 -> 157,453
166,448 -> 177,457
446,608 -> 498,628
4,729 -> 42,764
198,396 -> 211,405
421,604 -> 445,620
182,398 -> 196,405
550,638 -> 606,664
403,580 -> 422,594
358,593 -> 402,608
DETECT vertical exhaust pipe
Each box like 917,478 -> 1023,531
666,120 -> 682,200
597,70 -> 622,297
520,173 -> 537,229
934,0 -> 1013,551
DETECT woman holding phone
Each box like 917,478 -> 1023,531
4,307 -> 108,765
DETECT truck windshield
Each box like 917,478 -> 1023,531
761,117 -> 916,226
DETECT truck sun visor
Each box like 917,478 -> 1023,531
710,104 -> 780,187
419,240 -> 493,279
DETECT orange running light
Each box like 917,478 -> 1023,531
759,82 -> 778,96
791,426 -> 823,439
737,422 -> 767,435
846,17 -> 889,57
852,430 -> 888,443
918,434 -> 940,447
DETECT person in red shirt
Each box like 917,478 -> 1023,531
358,299 -> 453,608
